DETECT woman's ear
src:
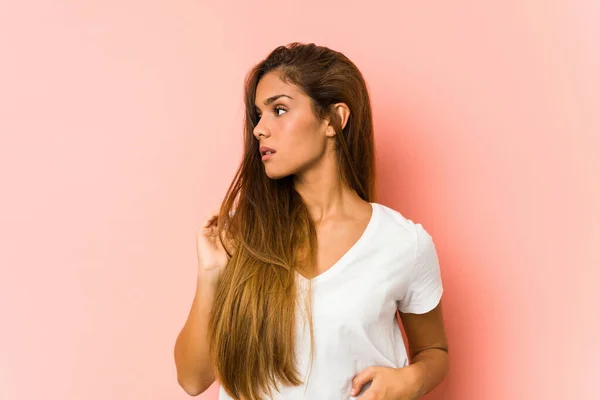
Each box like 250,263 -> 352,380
326,103 -> 351,137
336,103 -> 351,131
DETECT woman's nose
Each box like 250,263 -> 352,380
253,122 -> 270,139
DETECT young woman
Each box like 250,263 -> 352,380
174,42 -> 449,400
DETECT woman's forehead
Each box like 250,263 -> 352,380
255,76 -> 307,108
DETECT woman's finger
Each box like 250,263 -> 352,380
200,215 -> 216,229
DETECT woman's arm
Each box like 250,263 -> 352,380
173,278 -> 218,396
399,301 -> 450,397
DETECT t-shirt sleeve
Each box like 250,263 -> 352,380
397,223 -> 444,314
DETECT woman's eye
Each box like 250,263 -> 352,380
273,106 -> 287,116
255,106 -> 286,120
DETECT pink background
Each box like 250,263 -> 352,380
1,1 -> 598,399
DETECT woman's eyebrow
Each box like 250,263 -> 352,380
255,94 -> 293,109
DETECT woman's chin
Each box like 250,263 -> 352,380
264,166 -> 290,180
265,172 -> 285,180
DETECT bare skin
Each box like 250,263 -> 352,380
256,70 -> 449,397
175,70 -> 449,397
254,70 -> 372,278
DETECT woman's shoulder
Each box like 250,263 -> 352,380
371,202 -> 433,247
372,202 -> 418,229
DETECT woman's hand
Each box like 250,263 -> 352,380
351,365 -> 424,400
196,208 -> 232,287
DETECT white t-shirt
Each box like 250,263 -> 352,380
219,202 -> 444,400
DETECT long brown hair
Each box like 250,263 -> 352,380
209,42 -> 376,400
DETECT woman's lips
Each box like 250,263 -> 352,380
259,146 -> 276,162
261,152 -> 275,161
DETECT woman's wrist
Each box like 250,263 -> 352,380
196,272 -> 219,294
403,363 -> 426,398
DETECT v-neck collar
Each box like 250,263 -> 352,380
296,202 -> 380,285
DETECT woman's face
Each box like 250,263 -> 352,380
253,71 -> 332,180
